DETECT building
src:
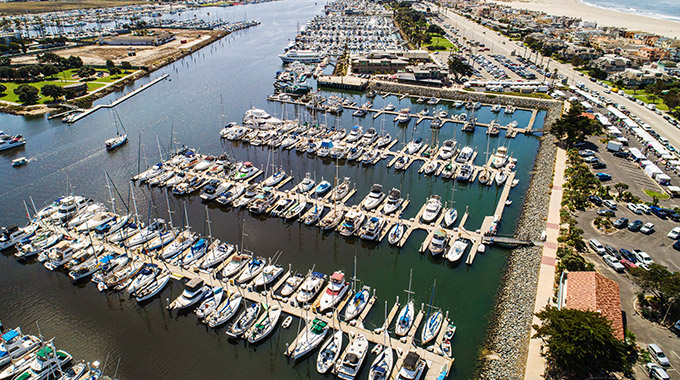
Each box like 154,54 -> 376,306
351,53 -> 408,74
591,55 -> 633,73
561,271 -> 624,340
100,31 -> 175,47
612,67 -> 667,86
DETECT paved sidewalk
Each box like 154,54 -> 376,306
523,145 -> 566,379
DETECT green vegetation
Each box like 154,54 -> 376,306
447,56 -> 472,82
643,189 -> 670,200
533,307 -> 635,379
631,264 -> 680,324
424,34 -> 456,51
13,84 -> 39,104
550,103 -> 603,147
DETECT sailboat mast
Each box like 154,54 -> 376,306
205,205 -> 212,241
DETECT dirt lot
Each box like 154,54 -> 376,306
11,29 -> 224,67
0,0 -> 154,15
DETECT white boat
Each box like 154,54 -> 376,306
421,310 -> 443,344
384,103 -> 395,111
335,334 -> 369,380
290,318 -> 329,359
11,157 -> 27,167
206,292 -> 242,328
296,272 -> 326,304
440,322 -> 456,358
221,254 -> 249,278
381,188 -> 403,215
0,328 -> 41,367
491,104 -> 502,113
318,271 -> 349,312
428,229 -> 448,256
253,264 -> 284,288
395,299 -> 415,336
387,223 -> 404,245
195,286 -> 224,319
201,241 -> 234,269
168,278 -> 210,310
492,146 -> 508,168
246,304 -> 282,343
359,216 -> 385,241
278,272 -> 304,298
216,184 -> 246,205
346,126 -> 363,143
0,134 -> 25,152
279,49 -> 323,63
442,208 -> 457,228
135,162 -> 164,182
395,108 -> 411,123
421,195 -> 442,223
135,270 -> 171,302
12,345 -> 72,380
446,239 -> 468,262
406,137 -> 423,155
337,208 -> 366,237
234,161 -> 258,181
105,134 -> 127,150
180,238 -> 209,267
316,330 -> 343,374
227,302 -> 261,338
455,146 -> 473,163
125,219 -> 164,248
161,230 -> 196,260
344,286 -> 370,321
369,344 -> 394,380
263,170 -> 286,187
236,257 -> 266,284
438,140 -> 455,160
44,241 -> 74,270
495,170 -> 508,186
422,160 -> 438,175
283,199 -> 307,220
361,184 -> 385,210
0,351 -> 36,380
396,352 -> 427,380
68,204 -> 106,228
294,174 -> 316,194
0,224 -> 37,251
126,263 -> 161,294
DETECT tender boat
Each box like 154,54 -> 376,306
168,278 -> 210,310
318,271 -> 349,313
291,318 -> 329,359
335,335 -> 369,380
316,330 -> 343,374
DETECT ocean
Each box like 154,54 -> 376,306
580,0 -> 680,23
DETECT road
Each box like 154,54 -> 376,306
428,3 -> 680,149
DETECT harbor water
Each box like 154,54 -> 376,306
0,0 -> 543,378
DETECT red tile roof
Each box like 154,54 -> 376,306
566,271 -> 624,340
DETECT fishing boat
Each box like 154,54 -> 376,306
335,335 -> 369,380
396,352 -> 427,380
421,195 -> 442,223
381,188 -> 403,215
227,302 -> 261,338
362,184 -> 386,211
446,239 -> 468,263
195,286 -> 224,319
316,330 -> 343,374
290,318 -> 328,359
368,344 -> 394,380
206,292 -> 242,328
428,229 -> 448,256
11,157 -> 27,167
387,223 -> 404,245
168,278 -> 210,310
295,272 -> 326,304
318,271 -> 349,313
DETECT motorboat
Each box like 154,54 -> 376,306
296,272 -> 326,304
234,162 -> 258,181
316,330 -> 343,374
222,254 -> 249,278
505,105 -> 516,114
359,216 -> 385,241
206,292 -> 242,328
180,238 -> 209,267
48,195 -> 89,223
446,239 -> 468,262
495,170 -> 508,186
201,241 -> 234,269
344,286 -> 371,321
455,146 -> 473,163
161,229 -> 196,260
346,126 -> 363,143
406,137 -> 423,155
227,302 -> 261,338
216,184 -> 245,205
245,304 -> 282,344
11,157 -> 27,167
346,146 -> 363,161
90,255 -> 129,286
194,156 -> 216,171
291,318 -> 329,359
368,344 -> 394,380
294,174 -> 316,194
453,100 -> 464,108
456,164 -> 473,182
438,140 -> 455,160
0,224 -> 37,251
442,208 -> 458,228
329,144 -> 350,159
362,184 -> 386,211
393,156 -> 409,171
232,186 -> 258,208
491,104 -> 502,113
395,108 -> 411,123
387,223 -> 404,245
317,140 -> 333,157
421,195 -> 442,223
60,360 -> 87,380
385,103 -> 396,111
381,188 -> 403,215
360,128 -> 377,146
237,257 -> 266,284
421,310 -> 443,345
492,146 -> 508,168
253,264 -> 284,288
12,345 -> 72,380
440,322 -> 456,358
0,350 -> 36,380
0,328 -> 41,367
270,197 -> 295,217
44,241 -> 74,270
422,160 -> 438,175
360,149 -> 380,165
396,352 -> 427,380
428,229 -> 448,256
168,278 -> 210,310
314,181 -> 332,196
195,287 -> 225,319
395,299 -> 415,336
135,269 -> 171,302
478,168 -> 492,185
335,335 -> 369,380
318,271 -> 349,313
200,180 -> 230,201
337,208 -> 365,237
278,272 -> 304,298
0,134 -> 25,152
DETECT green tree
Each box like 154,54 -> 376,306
120,61 -> 132,71
77,66 -> 95,78
66,55 -> 83,68
108,67 -> 121,77
550,103 -> 603,147
447,56 -> 473,82
0,83 -> 6,94
0,66 -> 15,79
613,182 -> 629,198
648,94 -> 659,104
42,64 -> 59,78
40,84 -> 64,101
105,59 -> 115,69
534,307 -> 632,379
630,264 -> 680,323
13,84 -> 39,104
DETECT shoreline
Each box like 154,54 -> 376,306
577,0 -> 680,23
488,0 -> 680,38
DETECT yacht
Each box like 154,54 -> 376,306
406,137 -> 423,155
329,144 -> 349,159
368,345 -> 394,380
291,318 -> 329,359
438,140 -> 455,160
396,352 -> 427,380
316,330 -> 343,374
346,126 -> 363,143
44,241 -> 74,270
395,108 -> 411,123
253,264 -> 284,288
456,164 -> 473,182
168,278 -> 210,310
195,287 -> 224,319
421,195 -> 442,223
246,304 -> 282,344
338,208 -> 366,237
48,196 -> 89,222
296,272 -> 326,304
344,286 -> 371,321
381,188 -> 403,215
227,302 -> 261,338
0,328 -> 41,367
360,128 -> 377,146
362,184 -> 386,211
395,299 -> 415,336
201,241 -> 234,269
279,49 -> 323,63
428,229 -> 448,256
234,162 -> 258,181
447,239 -> 468,262
0,224 -> 37,250
492,146 -> 508,169
206,292 -> 242,328
12,345 -> 72,380
318,271 -> 349,312
335,335 -> 369,380
359,216 -> 385,241
455,146 -> 473,163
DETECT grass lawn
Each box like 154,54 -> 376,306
644,189 -> 670,200
0,68 -> 130,104
424,34 -> 457,51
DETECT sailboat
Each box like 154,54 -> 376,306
421,280 -> 443,345
395,269 -> 415,336
105,109 -> 128,150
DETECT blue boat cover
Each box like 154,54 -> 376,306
2,329 -> 19,342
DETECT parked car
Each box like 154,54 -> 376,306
641,222 -> 655,234
645,362 -> 670,380
602,255 -> 625,273
638,204 -> 652,214
604,244 -> 618,257
628,220 -> 644,232
667,226 -> 680,239
628,203 -> 643,214
613,151 -> 630,158
591,160 -> 607,169
662,208 -> 680,221
589,239 -> 606,255
589,195 -> 603,206
613,217 -> 628,228
597,209 -> 615,217
647,344 -> 670,366
584,155 -> 599,163
603,200 -> 617,210
650,206 -> 667,219
595,173 -> 612,181
619,258 -> 637,269
634,250 -> 654,266
674,239 -> 680,251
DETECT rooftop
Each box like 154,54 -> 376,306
565,271 -> 624,340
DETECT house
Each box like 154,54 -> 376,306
561,271 -> 624,340
612,67 -> 667,86
591,55 -> 633,73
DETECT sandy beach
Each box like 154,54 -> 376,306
490,0 -> 680,38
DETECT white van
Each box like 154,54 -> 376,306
648,344 -> 670,366
589,239 -> 606,255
